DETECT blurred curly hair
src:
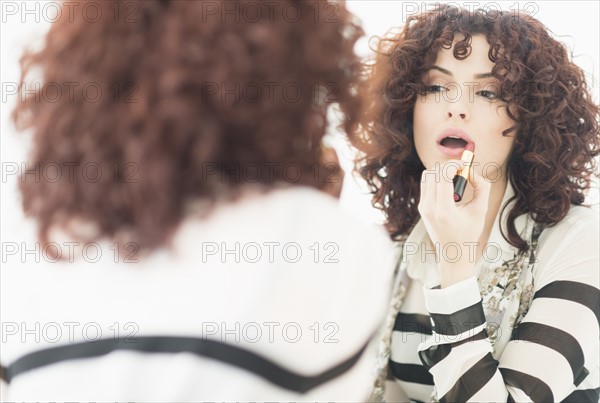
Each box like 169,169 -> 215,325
351,4 -> 600,252
12,0 -> 364,254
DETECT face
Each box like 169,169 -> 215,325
413,34 -> 516,182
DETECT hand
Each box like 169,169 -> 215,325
418,160 -> 492,285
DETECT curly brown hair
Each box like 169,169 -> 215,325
12,0 -> 364,254
352,4 -> 600,252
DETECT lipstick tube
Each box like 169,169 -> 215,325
453,143 -> 475,202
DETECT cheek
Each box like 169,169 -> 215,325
477,102 -> 513,129
492,111 -> 516,155
412,99 -> 433,138
412,104 -> 426,142
413,101 -> 423,126
477,133 -> 515,179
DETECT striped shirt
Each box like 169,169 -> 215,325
0,186 -> 396,401
385,181 -> 600,402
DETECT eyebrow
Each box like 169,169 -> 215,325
429,65 -> 494,79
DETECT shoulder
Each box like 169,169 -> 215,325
202,185 -> 393,244
534,205 -> 599,289
538,204 -> 599,247
175,185 -> 396,270
269,186 -> 397,261
553,204 -> 599,230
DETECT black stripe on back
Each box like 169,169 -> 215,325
439,351 -> 498,402
500,367 -> 553,403
511,322 -> 587,386
560,387 -> 600,402
389,362 -> 434,385
534,281 -> 600,326
3,335 -> 370,393
394,312 -> 432,335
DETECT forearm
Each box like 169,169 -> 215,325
417,276 -> 599,402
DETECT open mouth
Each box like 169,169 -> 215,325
440,136 -> 468,149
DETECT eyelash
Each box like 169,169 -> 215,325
423,85 -> 445,94
423,85 -> 499,100
478,90 -> 498,100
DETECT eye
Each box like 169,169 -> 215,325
477,90 -> 498,100
424,84 -> 447,93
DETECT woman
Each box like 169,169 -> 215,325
0,0 -> 396,400
352,5 -> 600,402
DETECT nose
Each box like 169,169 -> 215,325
448,111 -> 466,119
446,101 -> 469,121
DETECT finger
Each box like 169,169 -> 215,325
468,168 -> 492,209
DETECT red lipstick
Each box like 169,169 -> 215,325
453,143 -> 475,202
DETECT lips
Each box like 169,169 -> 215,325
436,128 -> 475,158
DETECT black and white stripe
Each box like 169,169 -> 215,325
388,275 -> 599,402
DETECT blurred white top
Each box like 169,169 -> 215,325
1,185 -> 396,402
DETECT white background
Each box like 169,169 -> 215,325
1,0 -> 599,241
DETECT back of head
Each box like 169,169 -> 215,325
12,0 -> 364,254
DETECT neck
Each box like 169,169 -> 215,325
485,179 -> 508,241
